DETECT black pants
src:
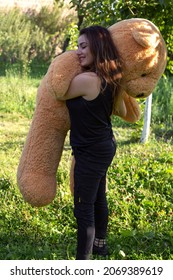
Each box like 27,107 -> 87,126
73,138 -> 116,260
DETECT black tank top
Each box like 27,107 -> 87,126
66,84 -> 113,147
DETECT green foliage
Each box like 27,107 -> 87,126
29,3 -> 64,35
0,8 -> 33,71
28,2 -> 76,58
0,3 -> 77,74
0,73 -> 38,119
152,75 -> 173,128
70,0 -> 120,28
0,73 -> 173,260
0,8 -> 53,74
66,23 -> 79,50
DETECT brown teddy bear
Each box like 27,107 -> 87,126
17,18 -> 167,207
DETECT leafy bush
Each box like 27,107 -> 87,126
0,9 -> 33,68
27,3 -> 73,61
0,8 -> 51,74
0,3 -> 76,74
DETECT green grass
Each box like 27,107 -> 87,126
0,73 -> 173,260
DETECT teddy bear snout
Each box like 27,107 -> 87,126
136,93 -> 145,98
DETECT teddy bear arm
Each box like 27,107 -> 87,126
112,90 -> 127,118
112,90 -> 141,123
46,51 -> 82,99
121,92 -> 141,123
17,78 -> 70,207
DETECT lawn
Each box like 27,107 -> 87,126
0,73 -> 172,260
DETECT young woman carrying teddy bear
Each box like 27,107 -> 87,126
57,25 -> 122,260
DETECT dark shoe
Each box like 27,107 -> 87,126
92,244 -> 109,256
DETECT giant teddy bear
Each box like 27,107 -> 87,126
17,18 -> 167,207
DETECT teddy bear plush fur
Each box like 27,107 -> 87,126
109,18 -> 167,100
17,18 -> 167,207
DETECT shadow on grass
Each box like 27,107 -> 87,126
0,225 -> 76,260
0,141 -> 25,152
0,218 -> 172,260
107,230 -> 173,260
154,128 -> 173,144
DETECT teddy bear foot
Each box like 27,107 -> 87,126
18,173 -> 57,207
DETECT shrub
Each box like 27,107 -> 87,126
152,75 -> 173,128
0,3 -> 77,74
0,8 -> 51,74
0,9 -> 33,69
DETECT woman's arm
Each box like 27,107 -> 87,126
57,72 -> 101,101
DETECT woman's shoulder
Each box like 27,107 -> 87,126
75,71 -> 99,82
73,72 -> 101,100
74,71 -> 100,86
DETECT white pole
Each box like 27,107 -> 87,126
140,94 -> 152,143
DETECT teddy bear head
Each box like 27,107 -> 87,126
47,18 -> 167,102
109,18 -> 167,99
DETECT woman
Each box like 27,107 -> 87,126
58,26 -> 122,260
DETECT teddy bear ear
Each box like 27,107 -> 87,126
132,23 -> 160,48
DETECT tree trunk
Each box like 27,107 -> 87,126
140,94 -> 152,143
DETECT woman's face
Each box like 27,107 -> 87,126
76,34 -> 94,68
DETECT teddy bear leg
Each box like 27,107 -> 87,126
17,80 -> 70,207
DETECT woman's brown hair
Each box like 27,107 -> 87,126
79,25 -> 122,91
